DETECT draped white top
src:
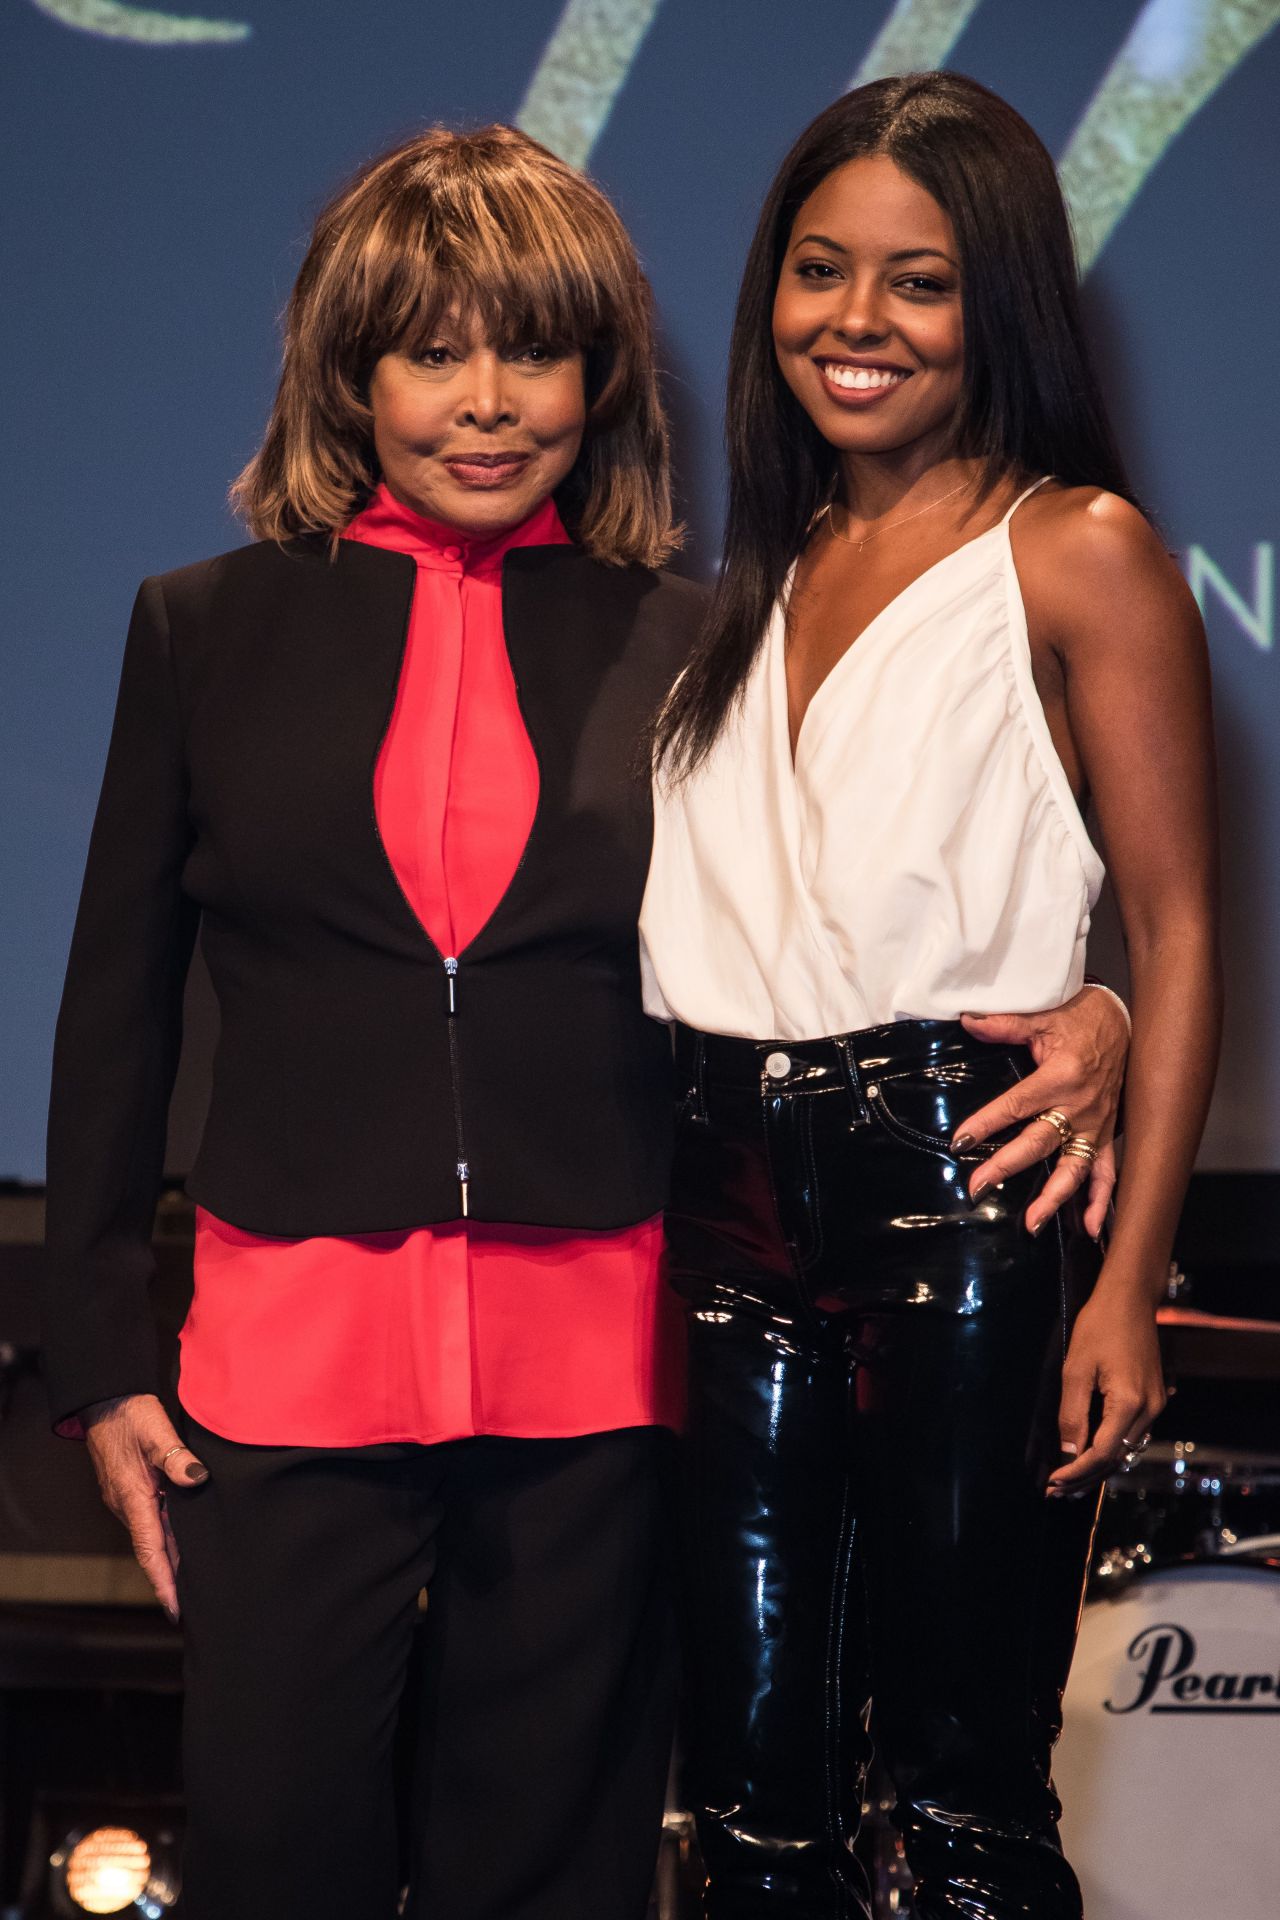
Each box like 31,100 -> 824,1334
639,480 -> 1105,1042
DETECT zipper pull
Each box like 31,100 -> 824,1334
445,955 -> 459,1014
457,1160 -> 470,1216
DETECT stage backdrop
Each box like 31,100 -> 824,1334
4,0 -> 1278,1175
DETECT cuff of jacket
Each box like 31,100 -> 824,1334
42,1316 -> 162,1440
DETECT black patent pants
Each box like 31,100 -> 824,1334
666,1021 -> 1102,1920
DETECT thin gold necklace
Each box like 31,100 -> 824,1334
823,479 -> 968,553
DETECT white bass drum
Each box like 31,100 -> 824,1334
1055,1562 -> 1280,1919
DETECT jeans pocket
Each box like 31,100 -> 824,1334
864,1053 -> 1024,1162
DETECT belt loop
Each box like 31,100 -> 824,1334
835,1036 -> 872,1127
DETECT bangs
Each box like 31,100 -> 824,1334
350,167 -> 619,370
234,124 -> 678,564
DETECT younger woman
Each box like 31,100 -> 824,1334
643,73 -> 1220,1918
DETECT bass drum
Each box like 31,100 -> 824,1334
1055,1559 -> 1280,1919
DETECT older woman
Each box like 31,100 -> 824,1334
44,126 -> 698,1920
45,120 -> 1129,1920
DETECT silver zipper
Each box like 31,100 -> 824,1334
444,957 -> 469,1215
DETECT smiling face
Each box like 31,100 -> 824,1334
772,153 -> 965,473
367,312 -> 587,536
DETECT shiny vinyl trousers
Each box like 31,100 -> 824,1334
666,1021 -> 1103,1920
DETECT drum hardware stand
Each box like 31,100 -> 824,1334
1091,1540 -> 1155,1589
859,1782 -> 914,1913
651,1808 -> 702,1919
1168,1438 -> 1228,1556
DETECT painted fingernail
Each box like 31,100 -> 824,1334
952,1132 -> 975,1151
971,1176 -> 988,1198
185,1462 -> 209,1484
1029,1219 -> 1044,1237
166,1605 -> 180,1624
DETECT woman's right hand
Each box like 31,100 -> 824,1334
954,986 -> 1129,1236
82,1393 -> 208,1620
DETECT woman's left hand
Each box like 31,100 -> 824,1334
1045,1286 -> 1167,1495
950,986 -> 1130,1236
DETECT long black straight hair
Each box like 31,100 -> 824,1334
656,71 -> 1137,777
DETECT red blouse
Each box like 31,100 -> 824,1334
176,485 -> 684,1447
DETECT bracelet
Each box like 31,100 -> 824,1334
1081,979 -> 1132,1035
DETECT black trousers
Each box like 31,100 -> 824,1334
166,1417 -> 676,1920
666,1022 -> 1102,1920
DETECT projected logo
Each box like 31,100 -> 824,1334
29,0 -> 1280,271
29,0 -> 247,42
27,0 -> 1277,654
1189,545 -> 1274,653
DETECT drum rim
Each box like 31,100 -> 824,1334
1109,1440 -> 1280,1486
1089,1548 -> 1280,1596
1215,1532 -> 1280,1561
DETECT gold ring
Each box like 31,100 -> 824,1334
1035,1109 -> 1074,1145
160,1445 -> 185,1467
1061,1136 -> 1099,1164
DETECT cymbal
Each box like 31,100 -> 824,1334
1156,1305 -> 1280,1380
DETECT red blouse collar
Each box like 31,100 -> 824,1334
344,481 -> 571,574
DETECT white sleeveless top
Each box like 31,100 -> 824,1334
639,480 -> 1105,1042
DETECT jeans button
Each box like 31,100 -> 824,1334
764,1051 -> 791,1080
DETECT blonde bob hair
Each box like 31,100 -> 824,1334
232,124 -> 680,566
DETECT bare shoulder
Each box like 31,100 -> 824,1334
1013,483 -> 1202,657
1016,483 -> 1177,591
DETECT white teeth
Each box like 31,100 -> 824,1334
822,364 -> 906,390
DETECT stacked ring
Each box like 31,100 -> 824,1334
1035,1109 -> 1074,1145
1062,1137 -> 1099,1164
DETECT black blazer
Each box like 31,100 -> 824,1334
44,535 -> 705,1428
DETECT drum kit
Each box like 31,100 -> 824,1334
1055,1293 -> 1280,1920
657,1281 -> 1280,1920
1056,1443 -> 1280,1920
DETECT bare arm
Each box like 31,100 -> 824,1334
1026,492 -> 1221,1488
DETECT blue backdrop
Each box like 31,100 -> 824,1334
4,0 -> 1278,1175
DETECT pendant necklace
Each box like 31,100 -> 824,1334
822,479 -> 968,553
